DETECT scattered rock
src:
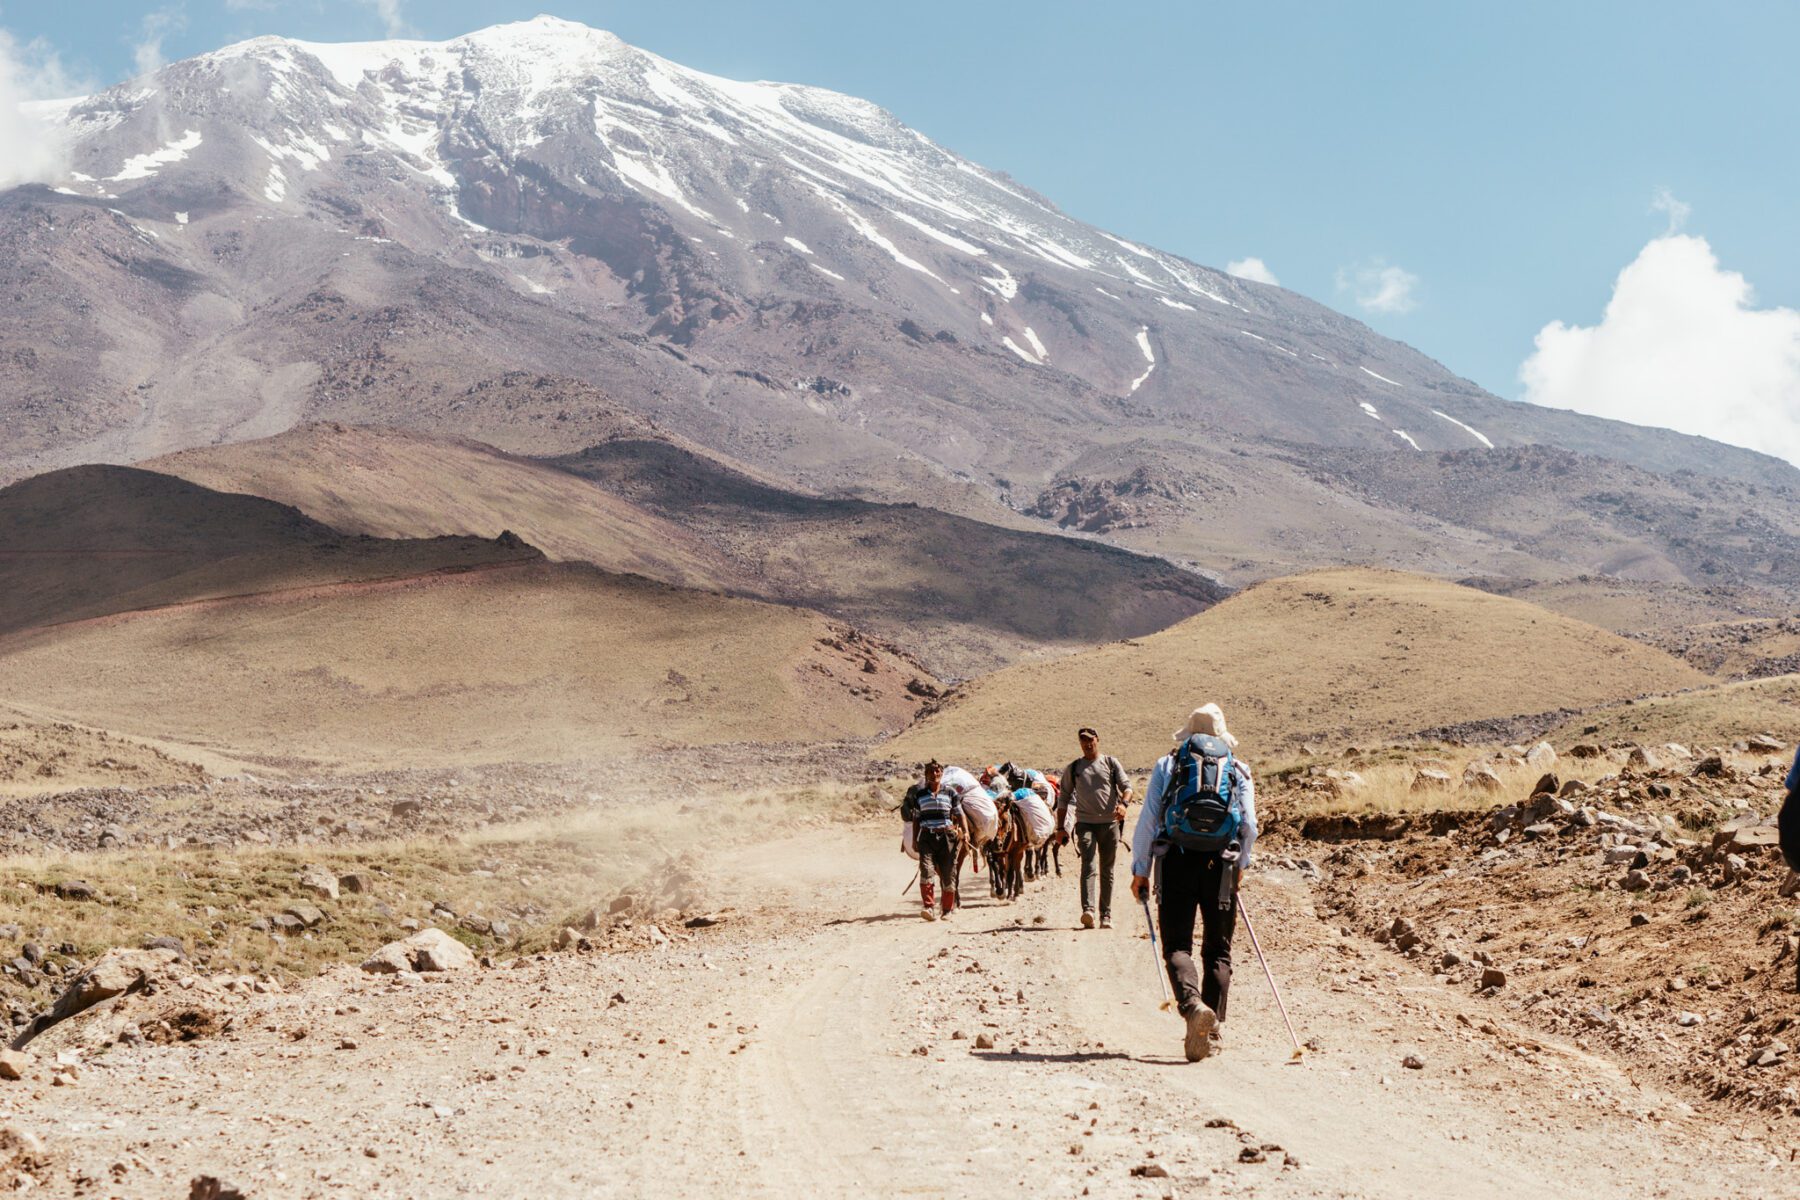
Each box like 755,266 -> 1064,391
1525,742 -> 1558,771
1630,913 -> 1650,927
1402,1054 -> 1424,1069
1410,769 -> 1453,793
283,902 -> 326,929
360,928 -> 475,974
974,1034 -> 995,1050
1622,868 -> 1651,891
1238,1146 -> 1267,1163
1480,966 -> 1507,990
608,893 -> 635,915
1463,765 -> 1503,794
1747,734 -> 1786,754
338,873 -> 369,895
52,880 -> 95,902
189,1176 -> 247,1200
17,947 -> 181,1044
0,1049 -> 30,1081
554,927 -> 580,951
1133,1162 -> 1173,1176
296,865 -> 339,901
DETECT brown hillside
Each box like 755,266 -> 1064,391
146,425 -> 1225,676
0,465 -> 539,636
0,561 -> 935,771
144,423 -> 741,592
890,568 -> 1712,769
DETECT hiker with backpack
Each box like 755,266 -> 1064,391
1782,744 -> 1800,876
1129,703 -> 1258,1061
1057,727 -> 1133,929
903,760 -> 965,921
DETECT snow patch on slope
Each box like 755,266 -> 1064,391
110,129 -> 202,181
1359,366 -> 1403,387
1432,409 -> 1494,448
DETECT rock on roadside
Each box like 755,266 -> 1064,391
360,928 -> 477,975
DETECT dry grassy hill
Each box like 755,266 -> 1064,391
1542,676 -> 1800,750
0,465 -> 539,636
0,561 -> 934,771
1460,575 -> 1787,634
890,568 -> 1713,769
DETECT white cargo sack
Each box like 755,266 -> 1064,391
1013,790 -> 1055,848
901,821 -> 919,860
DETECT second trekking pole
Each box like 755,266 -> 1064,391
1139,893 -> 1175,1012
1236,889 -> 1304,1062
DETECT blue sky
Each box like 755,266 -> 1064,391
4,1 -> 1798,456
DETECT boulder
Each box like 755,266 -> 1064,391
338,873 -> 369,895
1626,746 -> 1661,771
1663,743 -> 1693,760
1569,744 -> 1603,759
1712,822 -> 1780,856
1480,966 -> 1507,989
52,880 -> 96,902
296,866 -> 339,901
1525,742 -> 1558,771
1623,868 -> 1651,891
1410,769 -> 1453,794
15,947 -> 180,1044
360,928 -> 476,975
1747,734 -> 1786,754
282,903 -> 326,929
1463,765 -> 1503,794
1691,755 -> 1731,779
0,1049 -> 29,1081
1559,778 -> 1591,797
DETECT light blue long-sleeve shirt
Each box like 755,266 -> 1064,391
1130,752 -> 1257,877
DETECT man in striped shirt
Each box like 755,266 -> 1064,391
905,760 -> 964,922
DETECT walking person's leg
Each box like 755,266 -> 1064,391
1077,824 -> 1099,926
1156,850 -> 1216,1060
917,830 -> 941,919
1196,854 -> 1238,1022
939,835 -> 961,916
1095,821 -> 1118,927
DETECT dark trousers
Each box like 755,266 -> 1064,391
918,827 -> 959,898
1782,789 -> 1800,875
1155,848 -> 1237,1020
1076,821 -> 1119,918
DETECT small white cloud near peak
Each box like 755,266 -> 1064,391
1336,259 -> 1420,315
1650,186 -> 1691,235
132,6 -> 186,78
0,29 -> 87,188
362,0 -> 410,38
1520,230 -> 1800,468
1226,257 -> 1279,286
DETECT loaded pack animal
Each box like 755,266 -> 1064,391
989,791 -> 1030,901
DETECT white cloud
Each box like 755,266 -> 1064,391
1336,259 -> 1419,314
364,0 -> 409,37
1520,232 -> 1800,468
1225,256 -> 1279,286
0,29 -> 84,189
1650,186 -> 1690,235
132,6 -> 186,78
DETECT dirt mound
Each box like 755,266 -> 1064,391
0,464 -> 540,637
0,561 -> 937,769
892,568 -> 1710,768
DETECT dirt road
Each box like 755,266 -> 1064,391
9,825 -> 1796,1198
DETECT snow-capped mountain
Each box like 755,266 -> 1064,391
4,16 -> 1796,587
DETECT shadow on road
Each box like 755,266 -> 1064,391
969,1050 -> 1133,1064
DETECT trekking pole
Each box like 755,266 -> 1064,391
1138,893 -> 1175,1013
1236,890 -> 1303,1062
900,873 -> 916,897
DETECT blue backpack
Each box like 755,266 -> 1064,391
1162,734 -> 1241,853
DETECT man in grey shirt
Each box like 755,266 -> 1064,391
1057,726 -> 1133,929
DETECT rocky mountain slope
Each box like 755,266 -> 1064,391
6,16 -> 1798,594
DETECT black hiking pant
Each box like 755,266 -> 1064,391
1155,847 -> 1237,1020
1076,821 -> 1119,919
917,827 -> 959,903
1781,788 -> 1800,875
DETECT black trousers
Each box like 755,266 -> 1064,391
917,827 -> 960,897
1156,847 -> 1237,1020
1781,788 -> 1800,874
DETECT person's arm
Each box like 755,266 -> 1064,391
1129,758 -> 1170,897
1235,763 -> 1258,876
1054,759 -> 1074,841
1109,755 -> 1132,818
1787,747 -> 1800,796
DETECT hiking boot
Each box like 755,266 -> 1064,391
1080,910 -> 1095,929
920,907 -> 938,921
1183,1003 -> 1218,1062
1099,915 -> 1112,929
